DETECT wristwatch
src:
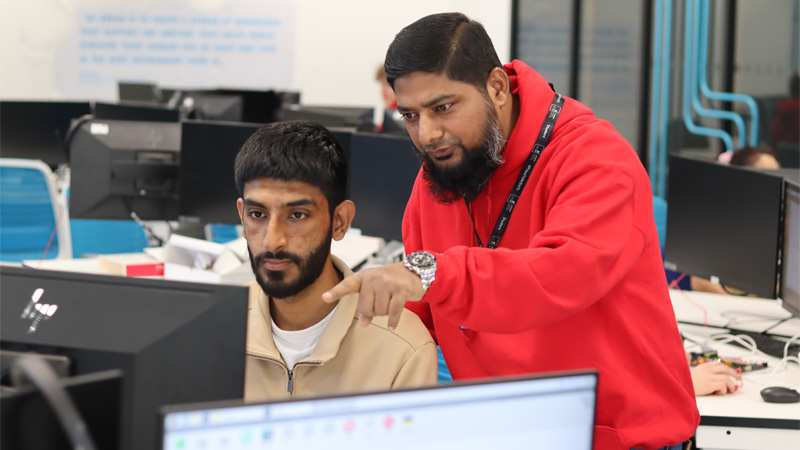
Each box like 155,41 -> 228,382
403,251 -> 437,296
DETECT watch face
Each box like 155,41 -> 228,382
408,252 -> 435,268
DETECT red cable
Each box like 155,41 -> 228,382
670,273 -> 708,326
40,204 -> 65,261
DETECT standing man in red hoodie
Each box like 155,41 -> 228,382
324,12 -> 699,450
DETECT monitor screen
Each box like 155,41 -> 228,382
179,121 -> 262,225
0,101 -> 92,167
69,119 -> 182,220
160,371 -> 597,450
94,101 -> 182,123
781,180 -> 800,317
0,266 -> 249,450
664,156 -> 785,298
348,133 -> 420,242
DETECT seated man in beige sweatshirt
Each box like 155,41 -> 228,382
234,120 -> 437,401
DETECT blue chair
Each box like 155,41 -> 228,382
437,346 -> 453,385
208,224 -> 241,244
69,219 -> 149,257
65,186 -> 149,258
0,158 -> 72,261
652,196 -> 668,248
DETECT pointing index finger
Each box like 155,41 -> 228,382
322,274 -> 362,303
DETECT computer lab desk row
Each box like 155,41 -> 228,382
5,253 -> 798,449
671,289 -> 800,450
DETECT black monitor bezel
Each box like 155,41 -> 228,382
780,179 -> 800,317
664,156 -> 785,298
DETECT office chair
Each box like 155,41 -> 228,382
0,158 -> 72,261
64,186 -> 150,258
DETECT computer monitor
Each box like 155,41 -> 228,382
0,266 -> 248,450
94,101 -> 182,123
216,89 -> 282,124
381,110 -> 407,135
0,101 -> 92,167
179,122 -> 355,226
1,369 -> 123,450
160,371 -> 597,450
118,82 -> 163,104
282,105 -> 374,130
179,121 -> 262,225
69,119 -> 182,220
348,133 -> 420,242
664,156 -> 785,298
780,180 -> 800,317
179,91 -> 244,122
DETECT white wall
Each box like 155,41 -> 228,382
0,0 -> 511,107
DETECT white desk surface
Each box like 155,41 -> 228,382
19,233 -> 384,276
21,257 -> 101,273
670,288 -> 800,337
672,289 -> 800,449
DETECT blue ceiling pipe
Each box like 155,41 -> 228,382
683,0 -> 735,152
697,0 -> 759,148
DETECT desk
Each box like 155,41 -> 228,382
671,290 -> 800,449
19,233 -> 384,278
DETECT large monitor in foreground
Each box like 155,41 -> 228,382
664,156 -> 785,298
161,371 -> 597,450
781,180 -> 800,317
69,119 -> 181,220
0,266 -> 248,450
0,101 -> 92,167
348,133 -> 420,242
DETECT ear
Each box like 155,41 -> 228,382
236,198 -> 246,237
331,200 -> 355,241
485,67 -> 512,110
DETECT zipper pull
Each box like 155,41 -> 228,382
459,326 -> 475,353
287,370 -> 294,393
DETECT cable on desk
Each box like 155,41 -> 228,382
705,333 -> 760,357
672,281 -> 708,327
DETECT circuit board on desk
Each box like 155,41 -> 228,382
689,350 -> 769,372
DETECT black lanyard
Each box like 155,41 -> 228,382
464,92 -> 564,249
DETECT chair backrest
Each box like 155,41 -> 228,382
63,185 -> 150,258
0,158 -> 72,261
69,219 -> 149,257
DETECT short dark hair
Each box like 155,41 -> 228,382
234,121 -> 348,215
729,146 -> 779,167
384,12 -> 503,91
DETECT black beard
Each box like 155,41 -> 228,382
419,107 -> 504,204
248,226 -> 332,299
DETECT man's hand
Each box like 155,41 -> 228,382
322,262 -> 425,331
690,361 -> 742,396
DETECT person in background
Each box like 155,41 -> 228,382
689,146 -> 782,294
687,351 -> 742,396
376,64 -> 398,111
726,145 -> 781,169
235,120 -> 437,402
770,73 -> 799,147
325,12 -> 698,450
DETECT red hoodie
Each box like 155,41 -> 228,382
403,60 -> 699,450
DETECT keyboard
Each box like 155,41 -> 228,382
726,328 -> 800,359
